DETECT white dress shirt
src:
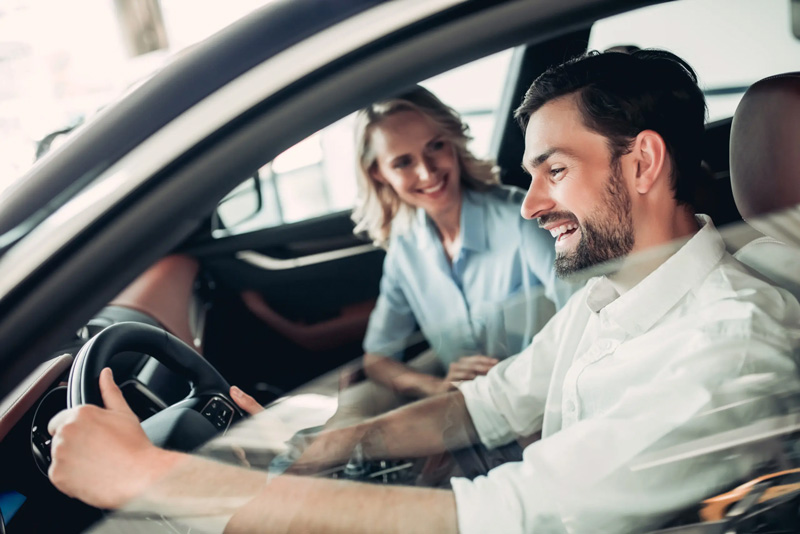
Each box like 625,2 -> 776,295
452,216 -> 800,534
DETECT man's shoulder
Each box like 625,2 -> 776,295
703,251 -> 791,297
691,252 -> 800,332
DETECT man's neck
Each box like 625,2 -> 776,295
609,207 -> 700,295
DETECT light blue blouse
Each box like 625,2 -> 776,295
363,186 -> 573,366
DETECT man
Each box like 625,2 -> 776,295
48,50 -> 800,533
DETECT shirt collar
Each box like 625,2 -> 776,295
585,215 -> 725,337
416,189 -> 488,252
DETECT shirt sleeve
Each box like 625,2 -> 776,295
452,332 -> 799,534
362,246 -> 418,360
457,293 -> 578,447
519,218 -> 579,310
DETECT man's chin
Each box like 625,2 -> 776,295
554,252 -> 582,279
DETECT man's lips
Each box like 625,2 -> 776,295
547,222 -> 579,240
538,215 -> 580,242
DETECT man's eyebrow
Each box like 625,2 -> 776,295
524,147 -> 574,171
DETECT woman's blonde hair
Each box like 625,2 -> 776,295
352,86 -> 500,247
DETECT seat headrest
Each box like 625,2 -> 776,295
730,72 -> 800,220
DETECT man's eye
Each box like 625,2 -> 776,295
550,167 -> 566,179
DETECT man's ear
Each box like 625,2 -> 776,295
632,130 -> 667,195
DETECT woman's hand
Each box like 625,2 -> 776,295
438,355 -> 499,393
230,386 -> 264,415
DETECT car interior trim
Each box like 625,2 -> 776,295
0,353 -> 72,441
235,244 -> 378,271
109,255 -> 201,350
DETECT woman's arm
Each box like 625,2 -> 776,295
363,352 -> 446,398
241,291 -> 373,352
364,353 -> 499,398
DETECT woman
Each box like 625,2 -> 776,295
327,85 -> 569,423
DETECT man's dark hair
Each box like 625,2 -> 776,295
515,50 -> 706,206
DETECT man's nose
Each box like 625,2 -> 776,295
521,174 -> 554,220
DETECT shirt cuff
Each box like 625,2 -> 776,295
457,378 -> 516,449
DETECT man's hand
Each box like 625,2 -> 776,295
230,385 -> 264,415
48,368 -> 182,509
439,355 -> 498,393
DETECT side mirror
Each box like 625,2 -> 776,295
213,173 -> 263,234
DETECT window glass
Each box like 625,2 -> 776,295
0,0 -> 272,194
589,0 -> 800,122
215,49 -> 514,235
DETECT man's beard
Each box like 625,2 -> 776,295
552,167 -> 634,278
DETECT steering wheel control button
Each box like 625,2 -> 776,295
32,426 -> 52,464
31,385 -> 68,475
201,397 -> 235,431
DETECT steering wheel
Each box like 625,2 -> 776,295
68,321 -> 244,452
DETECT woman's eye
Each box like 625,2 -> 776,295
430,139 -> 446,151
392,157 -> 411,169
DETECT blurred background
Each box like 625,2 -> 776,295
1,0 -> 798,228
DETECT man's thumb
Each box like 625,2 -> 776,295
99,367 -> 136,416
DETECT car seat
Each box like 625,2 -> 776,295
730,72 -> 800,301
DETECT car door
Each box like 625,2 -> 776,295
185,209 -> 384,401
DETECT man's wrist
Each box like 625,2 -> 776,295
124,447 -> 189,507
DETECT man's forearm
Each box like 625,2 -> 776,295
226,474 -> 458,534
121,451 -> 459,534
370,389 -> 478,458
296,390 -> 479,472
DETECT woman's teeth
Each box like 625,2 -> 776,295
420,181 -> 445,194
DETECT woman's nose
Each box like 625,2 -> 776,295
418,156 -> 437,180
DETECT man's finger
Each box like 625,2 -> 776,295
231,386 -> 264,415
99,368 -> 136,416
47,408 -> 72,436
